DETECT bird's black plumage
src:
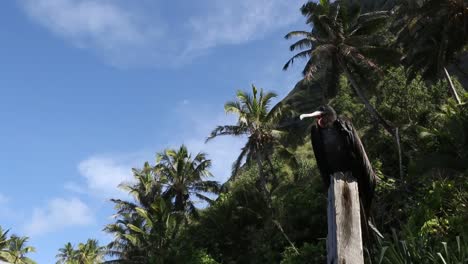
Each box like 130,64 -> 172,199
310,106 -> 376,216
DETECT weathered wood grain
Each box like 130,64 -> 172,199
327,172 -> 364,264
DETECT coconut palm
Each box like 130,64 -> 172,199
104,152 -> 213,264
104,212 -> 148,263
283,0 -> 397,134
0,227 -> 11,262
155,145 -> 220,217
207,85 -> 295,184
56,240 -> 104,264
5,236 -> 36,264
56,242 -> 76,264
104,194 -> 179,263
396,0 -> 467,104
207,85 -> 298,252
112,162 -> 163,216
74,239 -> 105,264
104,164 -> 167,264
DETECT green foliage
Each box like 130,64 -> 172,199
376,67 -> 447,127
155,144 -> 220,216
328,65 -> 467,261
188,250 -> 220,264
207,84 -> 296,181
56,240 -> 105,264
284,0 -> 397,103
0,226 -> 36,264
405,178 -> 468,241
412,99 -> 468,173
280,242 -> 326,264
372,231 -> 468,264
102,145 -> 220,264
184,167 -> 274,264
395,0 -> 467,80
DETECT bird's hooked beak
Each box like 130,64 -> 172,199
300,111 -> 323,120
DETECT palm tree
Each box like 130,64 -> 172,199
396,0 -> 467,104
105,188 -> 179,263
74,239 -> 105,264
6,236 -> 36,264
56,240 -> 104,264
104,154 -> 213,264
283,0 -> 397,135
207,85 -> 298,252
56,242 -> 76,264
104,212 -> 148,263
207,85 -> 295,183
0,227 -> 11,262
105,198 -> 179,264
155,145 -> 220,217
104,163 -> 166,263
113,162 -> 163,215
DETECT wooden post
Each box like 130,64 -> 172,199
327,172 -> 364,264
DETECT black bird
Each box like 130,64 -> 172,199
300,105 -> 376,218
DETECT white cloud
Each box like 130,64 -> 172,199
20,0 -> 304,67
23,197 -> 94,236
187,0 -> 303,51
74,108 -> 243,199
77,154 -> 145,198
20,0 -> 164,67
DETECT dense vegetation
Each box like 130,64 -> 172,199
2,0 -> 467,263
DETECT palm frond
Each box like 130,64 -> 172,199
206,125 -> 247,142
194,193 -> 216,205
284,30 -> 315,40
231,144 -> 250,180
283,50 -> 311,71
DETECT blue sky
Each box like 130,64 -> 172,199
0,0 -> 305,263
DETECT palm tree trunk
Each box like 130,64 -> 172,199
341,63 -> 405,178
395,127 -> 404,178
255,154 -> 269,202
443,67 -> 462,104
342,66 -> 394,135
272,220 -> 299,254
266,156 -> 279,192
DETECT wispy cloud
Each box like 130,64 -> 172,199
20,0 -> 164,67
77,153 -> 146,199
23,197 -> 94,236
187,0 -> 303,51
20,0 -> 304,67
73,102 -> 244,192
